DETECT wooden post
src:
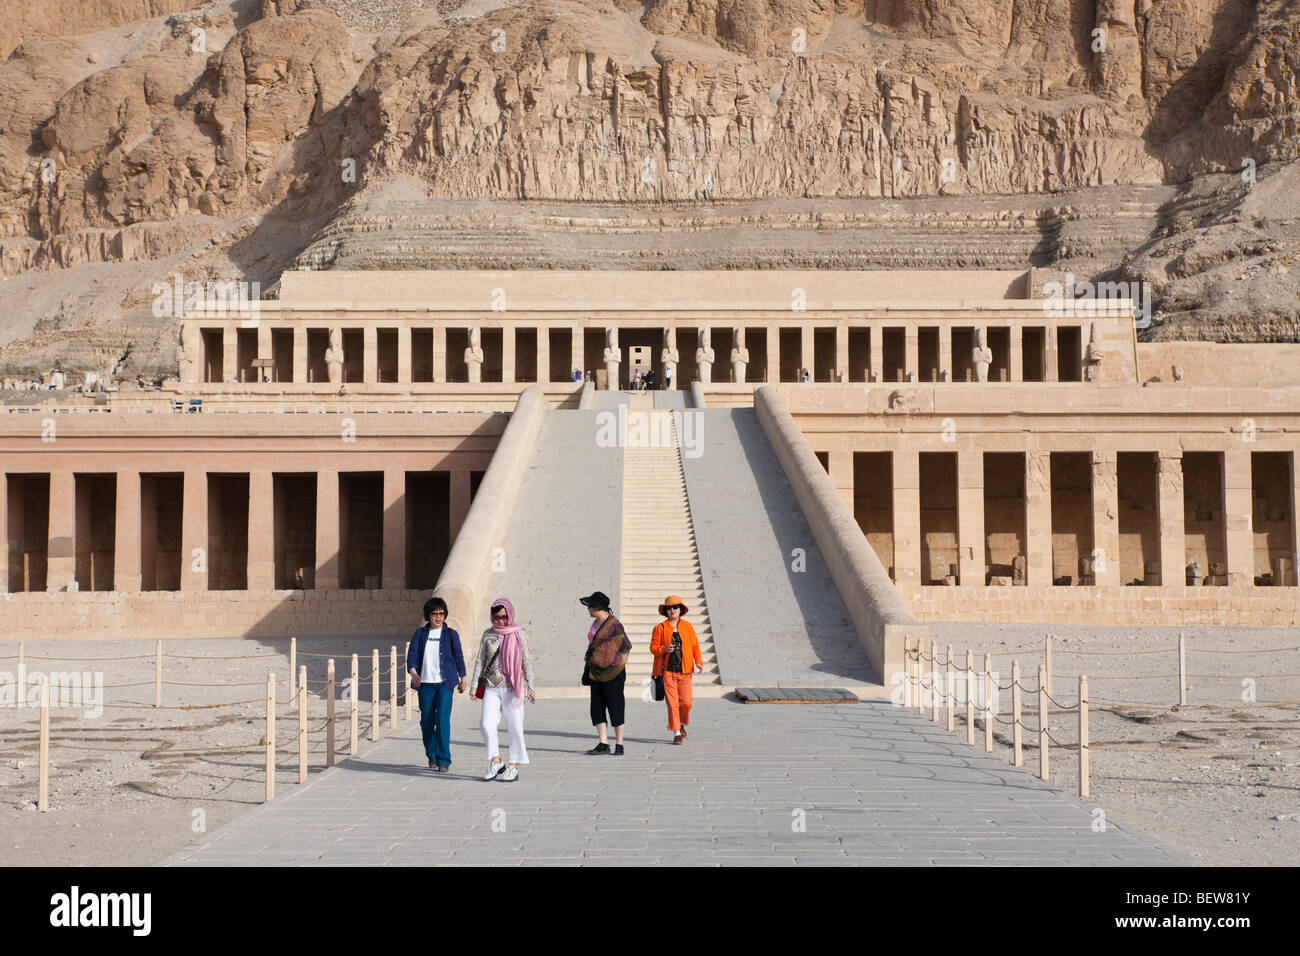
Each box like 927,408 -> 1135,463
371,649 -> 379,741
38,675 -> 49,811
404,641 -> 413,722
930,643 -> 940,723
265,673 -> 275,802
390,646 -> 398,729
1178,632 -> 1186,706
289,637 -> 297,713
16,641 -> 24,709
1044,633 -> 1052,706
1012,660 -> 1023,767
1038,663 -> 1049,782
945,645 -> 954,733
326,658 -> 336,768
965,649 -> 975,745
350,653 -> 359,756
917,637 -> 928,715
155,639 -> 162,708
983,656 -> 993,753
297,665 -> 307,784
1079,675 -> 1089,799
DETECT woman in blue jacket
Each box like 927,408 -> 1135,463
406,597 -> 468,771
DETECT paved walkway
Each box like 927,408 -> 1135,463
162,700 -> 1187,866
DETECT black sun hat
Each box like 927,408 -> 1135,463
578,590 -> 611,611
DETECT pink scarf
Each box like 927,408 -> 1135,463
489,597 -> 528,703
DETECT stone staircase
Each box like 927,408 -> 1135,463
617,393 -> 720,685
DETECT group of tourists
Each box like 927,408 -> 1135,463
630,365 -> 672,390
406,590 -> 702,781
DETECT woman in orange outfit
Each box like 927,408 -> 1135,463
650,595 -> 703,744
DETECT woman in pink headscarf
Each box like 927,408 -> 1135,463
469,597 -> 536,782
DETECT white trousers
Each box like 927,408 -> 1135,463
480,685 -> 529,765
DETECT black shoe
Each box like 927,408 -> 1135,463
586,742 -> 611,755
436,764 -> 449,772
613,745 -> 625,756
428,759 -> 436,769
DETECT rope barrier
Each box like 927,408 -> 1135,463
1091,698 -> 1300,710
1187,672 -> 1300,680
98,698 -> 265,710
1054,673 -> 1178,680
1089,744 -> 1300,755
21,653 -> 155,661
1043,729 -> 1076,749
164,652 -> 281,660
1042,689 -> 1080,711
1188,645 -> 1300,655
163,679 -> 270,688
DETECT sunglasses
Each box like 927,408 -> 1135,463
666,605 -> 683,611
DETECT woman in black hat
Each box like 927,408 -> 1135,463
579,591 -> 632,755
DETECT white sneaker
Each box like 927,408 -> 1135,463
500,765 -> 519,782
483,759 -> 505,780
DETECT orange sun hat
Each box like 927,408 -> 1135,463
658,595 -> 689,616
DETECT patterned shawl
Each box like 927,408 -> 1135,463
489,596 -> 528,703
585,613 -> 632,682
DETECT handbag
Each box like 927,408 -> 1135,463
651,623 -> 665,701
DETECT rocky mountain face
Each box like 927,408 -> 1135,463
0,0 -> 1297,376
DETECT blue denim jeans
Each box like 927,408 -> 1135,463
418,682 -> 454,765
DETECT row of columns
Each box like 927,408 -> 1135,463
823,448 -> 1298,588
5,469 -> 476,593
198,322 -> 1070,385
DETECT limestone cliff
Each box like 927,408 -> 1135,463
0,0 -> 1298,377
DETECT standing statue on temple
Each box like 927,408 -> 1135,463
325,327 -> 345,385
603,327 -> 622,389
972,327 -> 993,383
1083,322 -> 1104,382
695,324 -> 715,384
661,326 -> 679,390
465,325 -> 485,383
730,327 -> 749,383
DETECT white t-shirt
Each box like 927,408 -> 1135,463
420,626 -> 444,684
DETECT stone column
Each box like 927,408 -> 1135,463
181,324 -> 202,384
315,470 -> 339,590
800,325 -> 814,380
221,326 -> 237,384
292,328 -> 307,384
502,326 -> 516,384
835,326 -> 848,382
1091,451 -> 1121,586
536,327 -> 550,384
938,327 -> 952,383
45,472 -> 75,591
827,450 -> 853,512
572,324 -> 584,380
114,470 -> 141,592
1158,452 -> 1185,587
248,471 -> 274,590
1044,330 -> 1059,382
1224,448 -> 1253,586
958,450 -> 985,586
904,331 -> 919,383
397,326 -> 412,384
893,450 -> 921,586
1025,451 -> 1054,586
382,468 -> 405,590
449,470 -> 472,544
433,326 -> 447,383
765,326 -> 779,383
362,326 -> 378,384
868,325 -> 883,382
1009,324 -> 1024,382
181,469 -> 208,592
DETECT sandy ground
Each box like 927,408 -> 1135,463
0,636 -> 413,867
2,625 -> 1297,866
923,624 -> 1300,867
